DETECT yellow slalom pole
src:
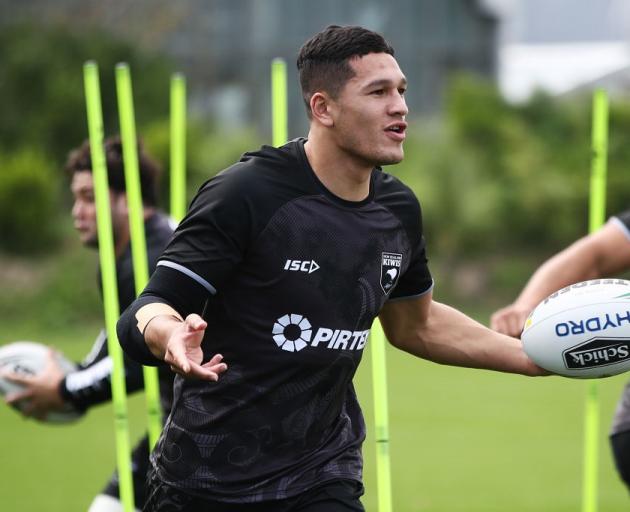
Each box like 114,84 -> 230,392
170,73 -> 187,222
271,58 -> 288,147
582,88 -> 609,512
371,319 -> 393,512
115,63 -> 163,449
83,61 -> 135,512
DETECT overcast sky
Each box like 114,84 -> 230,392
481,0 -> 630,101
483,0 -> 630,44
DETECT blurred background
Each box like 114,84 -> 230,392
2,1 -> 630,510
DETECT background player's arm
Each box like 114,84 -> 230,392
491,221 -> 630,337
379,292 -> 545,376
4,331 -> 147,417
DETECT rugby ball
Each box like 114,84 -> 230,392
0,341 -> 83,423
522,279 -> 630,378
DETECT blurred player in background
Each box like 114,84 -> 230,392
3,136 -> 175,511
491,211 -> 630,492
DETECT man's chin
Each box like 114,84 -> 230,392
377,150 -> 404,166
80,236 -> 98,248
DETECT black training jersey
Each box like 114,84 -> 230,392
119,139 -> 433,503
61,212 -> 175,413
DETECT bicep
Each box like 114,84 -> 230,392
592,222 -> 630,275
379,291 -> 432,350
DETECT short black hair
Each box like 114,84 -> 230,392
65,135 -> 161,206
297,25 -> 395,117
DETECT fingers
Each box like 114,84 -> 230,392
167,352 -> 227,382
491,307 -> 526,338
184,313 -> 207,332
166,338 -> 193,373
170,361 -> 222,381
5,388 -> 32,405
0,371 -> 32,386
202,354 -> 228,376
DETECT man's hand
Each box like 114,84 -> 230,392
490,304 -> 532,338
163,314 -> 228,381
3,349 -> 67,420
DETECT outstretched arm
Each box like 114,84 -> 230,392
117,265 -> 227,381
491,221 -> 630,337
379,292 -> 545,376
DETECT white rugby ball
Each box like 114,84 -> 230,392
522,279 -> 630,378
0,341 -> 83,423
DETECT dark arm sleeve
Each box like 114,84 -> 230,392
612,210 -> 630,239
117,266 -> 210,366
57,330 -> 146,411
388,190 -> 433,300
117,171 -> 255,365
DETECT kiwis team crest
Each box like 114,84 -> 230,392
380,252 -> 402,294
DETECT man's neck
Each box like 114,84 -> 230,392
304,134 -> 373,202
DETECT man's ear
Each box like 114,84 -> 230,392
310,92 -> 335,127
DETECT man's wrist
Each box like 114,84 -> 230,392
144,314 -> 183,360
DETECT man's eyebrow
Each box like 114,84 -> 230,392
363,77 -> 408,90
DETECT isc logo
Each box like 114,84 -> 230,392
284,259 -> 320,274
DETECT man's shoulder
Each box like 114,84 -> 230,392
218,139 -> 304,182
373,168 -> 420,212
196,139 -> 308,203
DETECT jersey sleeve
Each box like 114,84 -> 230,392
611,210 -> 630,241
389,233 -> 433,300
58,330 -> 145,411
157,169 -> 255,295
387,189 -> 433,301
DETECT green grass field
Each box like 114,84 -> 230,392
1,320 -> 628,511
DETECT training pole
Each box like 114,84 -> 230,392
83,61 -> 135,512
271,58 -> 288,147
582,88 -> 609,512
115,63 -> 163,449
370,319 -> 393,512
170,73 -> 187,222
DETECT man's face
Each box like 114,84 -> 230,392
329,52 -> 408,166
70,171 -> 126,248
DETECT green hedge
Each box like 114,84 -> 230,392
0,149 -> 61,253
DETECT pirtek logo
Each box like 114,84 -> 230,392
272,314 -> 369,353
284,259 -> 320,274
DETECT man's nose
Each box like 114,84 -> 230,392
390,92 -> 408,117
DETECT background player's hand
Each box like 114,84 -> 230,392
164,313 -> 227,381
490,304 -> 532,338
3,348 -> 66,419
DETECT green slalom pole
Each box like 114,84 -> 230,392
582,88 -> 609,512
115,63 -> 163,449
271,58 -> 288,147
83,61 -> 135,512
170,73 -> 187,222
370,319 -> 393,512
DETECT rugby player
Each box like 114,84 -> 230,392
5,136 -> 175,512
117,25 -> 546,511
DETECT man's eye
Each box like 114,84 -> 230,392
371,89 -> 385,96
398,88 -> 406,96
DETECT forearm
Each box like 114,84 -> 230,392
513,243 -> 599,311
59,353 -> 145,410
117,265 -> 209,365
384,300 -> 543,376
117,296 -> 182,365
